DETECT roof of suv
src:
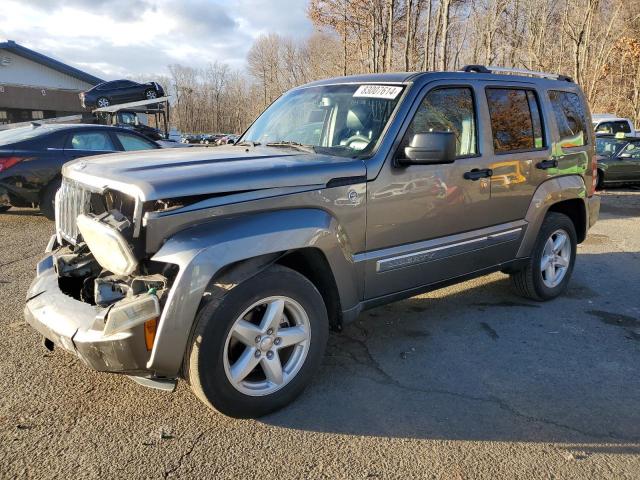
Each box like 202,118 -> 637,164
301,70 -> 575,89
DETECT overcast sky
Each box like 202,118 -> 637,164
0,0 -> 313,80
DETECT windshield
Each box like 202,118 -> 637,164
596,137 -> 626,157
241,84 -> 404,157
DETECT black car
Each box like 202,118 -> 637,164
81,80 -> 165,109
595,134 -> 640,188
0,124 -> 159,219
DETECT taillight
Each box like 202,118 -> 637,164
0,156 -> 24,173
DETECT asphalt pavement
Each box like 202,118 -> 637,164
1,190 -> 639,479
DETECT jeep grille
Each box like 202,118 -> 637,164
55,179 -> 92,245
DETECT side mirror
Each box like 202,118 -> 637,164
400,132 -> 456,165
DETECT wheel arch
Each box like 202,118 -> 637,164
517,175 -> 590,257
146,208 -> 360,377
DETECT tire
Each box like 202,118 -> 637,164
186,265 -> 329,418
40,178 -> 61,221
596,170 -> 605,190
510,212 -> 577,301
0,205 -> 10,213
145,89 -> 157,100
96,97 -> 110,108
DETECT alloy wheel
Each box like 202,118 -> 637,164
540,229 -> 571,288
223,296 -> 311,396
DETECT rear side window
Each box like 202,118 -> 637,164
486,88 -> 545,153
548,91 -> 588,147
69,131 -> 115,151
403,87 -> 477,157
116,133 -> 157,151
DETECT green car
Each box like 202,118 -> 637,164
596,133 -> 640,188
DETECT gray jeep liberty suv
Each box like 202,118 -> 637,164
25,66 -> 600,418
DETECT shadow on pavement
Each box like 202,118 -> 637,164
261,251 -> 640,446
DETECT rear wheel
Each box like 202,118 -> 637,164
186,265 -> 328,418
510,212 -> 577,301
40,178 -> 61,220
96,97 -> 110,108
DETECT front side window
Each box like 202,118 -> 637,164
116,132 -> 157,151
242,84 -> 404,158
69,131 -> 115,151
402,87 -> 477,157
548,90 -> 588,148
486,88 -> 545,153
621,141 -> 640,159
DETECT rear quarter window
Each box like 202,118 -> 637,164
548,90 -> 588,148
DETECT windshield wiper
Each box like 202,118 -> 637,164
265,141 -> 316,154
234,140 -> 260,147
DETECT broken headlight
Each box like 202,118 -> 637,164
77,211 -> 138,276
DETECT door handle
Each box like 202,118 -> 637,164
536,159 -> 558,170
463,168 -> 493,181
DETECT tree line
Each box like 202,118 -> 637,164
160,0 -> 640,135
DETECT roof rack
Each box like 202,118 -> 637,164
460,65 -> 573,83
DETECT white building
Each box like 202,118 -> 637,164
0,40 -> 103,125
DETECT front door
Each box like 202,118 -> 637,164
363,84 -> 523,300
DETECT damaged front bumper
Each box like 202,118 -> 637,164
24,254 -> 158,377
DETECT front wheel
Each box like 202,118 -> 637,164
145,89 -> 157,100
510,212 -> 577,301
186,265 -> 328,418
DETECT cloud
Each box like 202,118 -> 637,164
25,0 -> 156,22
0,0 -> 313,78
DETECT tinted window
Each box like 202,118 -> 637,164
595,121 -> 631,134
69,131 -> 115,151
548,91 -> 588,147
116,133 -> 156,151
403,87 -> 477,156
596,137 -> 626,157
486,88 -> 545,153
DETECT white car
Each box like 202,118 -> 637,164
592,114 -> 636,136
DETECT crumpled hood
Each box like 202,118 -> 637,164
62,145 -> 366,201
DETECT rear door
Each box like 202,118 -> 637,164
64,129 -> 118,160
479,83 -> 551,222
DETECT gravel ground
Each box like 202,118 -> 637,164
1,190 -> 639,479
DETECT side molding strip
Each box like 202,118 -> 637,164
369,226 -> 524,273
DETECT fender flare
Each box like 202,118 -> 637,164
146,208 -> 361,376
516,175 -> 588,258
